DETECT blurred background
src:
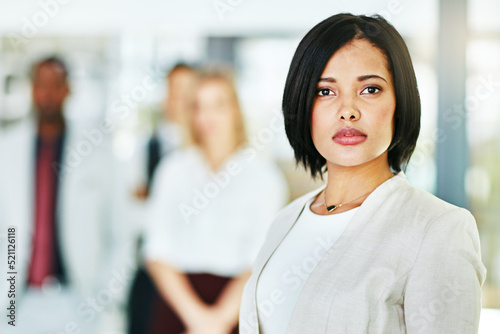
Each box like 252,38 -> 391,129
0,0 -> 499,332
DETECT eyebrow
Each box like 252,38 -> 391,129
318,74 -> 388,84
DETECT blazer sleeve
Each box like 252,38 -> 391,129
404,208 -> 486,334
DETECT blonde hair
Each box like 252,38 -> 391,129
189,67 -> 247,149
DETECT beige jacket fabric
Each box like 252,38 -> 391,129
239,173 -> 486,334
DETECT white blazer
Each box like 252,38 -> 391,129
0,119 -> 134,326
239,173 -> 486,334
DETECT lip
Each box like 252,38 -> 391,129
332,127 -> 367,145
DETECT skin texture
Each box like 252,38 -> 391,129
32,63 -> 69,140
309,39 -> 396,215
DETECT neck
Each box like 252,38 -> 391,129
324,154 -> 393,206
201,137 -> 238,171
38,115 -> 65,141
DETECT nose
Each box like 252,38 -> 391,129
338,99 -> 360,121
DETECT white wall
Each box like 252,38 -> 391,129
0,0 -> 439,39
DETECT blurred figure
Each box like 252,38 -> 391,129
126,63 -> 198,334
0,56 -> 131,333
143,70 -> 289,333
134,62 -> 198,200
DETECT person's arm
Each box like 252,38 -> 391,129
211,270 -> 252,331
147,260 -> 235,334
404,208 -> 486,333
146,260 -> 220,332
144,156 -> 223,332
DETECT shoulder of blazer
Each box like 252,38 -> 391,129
382,174 -> 468,222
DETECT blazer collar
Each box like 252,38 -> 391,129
248,172 -> 408,331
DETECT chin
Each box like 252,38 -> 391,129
325,151 -> 386,169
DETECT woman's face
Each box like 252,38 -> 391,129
194,79 -> 236,145
311,38 -> 396,169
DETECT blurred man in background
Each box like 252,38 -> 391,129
0,56 -> 132,333
133,63 -> 198,199
126,62 -> 198,334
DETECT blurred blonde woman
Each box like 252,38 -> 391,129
144,69 -> 289,334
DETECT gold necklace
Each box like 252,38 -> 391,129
323,174 -> 395,212
323,189 -> 372,212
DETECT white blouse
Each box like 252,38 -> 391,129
143,146 -> 289,277
256,197 -> 358,334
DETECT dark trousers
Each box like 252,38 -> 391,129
127,270 -> 239,334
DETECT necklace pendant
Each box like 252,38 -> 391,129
326,205 -> 337,212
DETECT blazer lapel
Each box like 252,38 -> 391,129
286,173 -> 406,333
240,185 -> 326,333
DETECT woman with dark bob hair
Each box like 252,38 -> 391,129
239,13 -> 486,333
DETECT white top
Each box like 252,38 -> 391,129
143,146 -> 289,277
126,121 -> 182,189
256,197 -> 358,334
155,121 -> 183,156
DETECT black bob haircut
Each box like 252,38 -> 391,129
283,13 -> 421,179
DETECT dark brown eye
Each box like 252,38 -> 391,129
362,86 -> 381,94
317,89 -> 332,96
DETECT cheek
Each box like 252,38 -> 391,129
196,108 -> 229,131
192,114 -> 203,131
310,104 -> 327,139
193,109 -> 209,127
220,108 -> 236,132
372,104 -> 396,142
